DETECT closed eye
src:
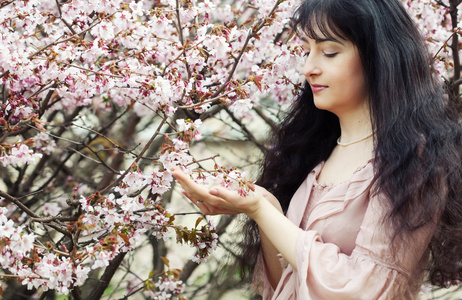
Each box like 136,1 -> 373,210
324,52 -> 338,58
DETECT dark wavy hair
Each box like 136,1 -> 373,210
240,0 -> 462,288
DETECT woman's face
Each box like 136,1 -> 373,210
301,29 -> 368,118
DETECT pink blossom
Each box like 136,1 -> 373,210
1,144 -> 43,167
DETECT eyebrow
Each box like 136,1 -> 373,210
300,36 -> 344,45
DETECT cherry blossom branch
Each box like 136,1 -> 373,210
163,43 -> 194,76
0,190 -> 71,237
66,146 -> 107,163
34,244 -> 71,256
81,142 -> 119,173
30,215 -> 78,223
186,154 -> 221,166
211,0 -> 283,99
452,78 -> 462,87
55,0 -> 77,35
65,63 -> 125,78
177,88 -> 239,109
27,11 -> 119,60
0,274 -> 41,279
68,115 -> 161,165
30,81 -> 58,116
25,107 -> 83,194
433,30 -> 459,59
24,107 -> 132,196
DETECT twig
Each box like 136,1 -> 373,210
175,0 -> 192,79
224,106 -> 267,153
186,154 -> 220,166
55,0 -> 77,35
0,0 -> 13,9
100,115 -> 168,194
65,63 -> 124,78
433,30 -> 458,60
0,70 -> 9,78
0,190 -> 40,218
81,143 -> 119,174
31,215 -> 78,223
254,106 -> 278,132
435,0 -> 450,8
177,88 -> 238,109
27,11 -> 118,60
180,215 -> 235,282
69,121 -> 157,161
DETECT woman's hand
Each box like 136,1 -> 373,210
171,167 -> 279,217
172,167 -> 300,270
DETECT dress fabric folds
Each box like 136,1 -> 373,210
254,162 -> 433,300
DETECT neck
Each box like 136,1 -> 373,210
337,106 -> 373,144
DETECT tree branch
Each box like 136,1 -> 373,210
100,115 -> 168,194
0,190 -> 40,218
55,0 -> 77,35
175,0 -> 192,80
223,106 -> 267,153
87,252 -> 127,300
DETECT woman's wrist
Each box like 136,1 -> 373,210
247,194 -> 272,222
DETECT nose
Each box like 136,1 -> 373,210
302,55 -> 320,79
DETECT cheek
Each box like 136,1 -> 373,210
344,60 -> 366,95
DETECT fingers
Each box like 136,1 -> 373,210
171,167 -> 258,215
209,186 -> 234,199
172,167 -> 225,213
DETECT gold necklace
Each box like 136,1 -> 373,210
337,131 -> 374,147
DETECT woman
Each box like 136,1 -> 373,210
172,0 -> 462,298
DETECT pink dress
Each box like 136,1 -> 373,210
254,161 -> 434,300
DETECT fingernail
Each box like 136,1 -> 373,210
209,188 -> 218,195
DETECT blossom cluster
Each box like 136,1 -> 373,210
403,0 -> 454,77
0,207 -> 89,294
150,275 -> 185,300
0,141 -> 42,167
140,257 -> 186,300
189,219 -> 219,263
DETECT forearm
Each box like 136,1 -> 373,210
251,200 -> 301,271
259,226 -> 283,289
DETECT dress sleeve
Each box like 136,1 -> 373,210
289,193 -> 434,300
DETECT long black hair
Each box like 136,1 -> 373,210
241,0 -> 462,287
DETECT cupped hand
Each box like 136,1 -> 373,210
171,167 -> 276,217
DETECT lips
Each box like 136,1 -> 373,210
310,84 -> 328,93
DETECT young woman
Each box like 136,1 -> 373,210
172,0 -> 462,298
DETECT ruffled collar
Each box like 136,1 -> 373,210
286,160 -> 375,230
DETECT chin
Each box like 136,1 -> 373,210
313,99 -> 333,112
